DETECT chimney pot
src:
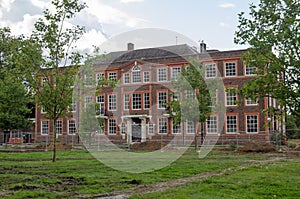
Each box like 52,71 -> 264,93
200,41 -> 206,53
127,43 -> 134,51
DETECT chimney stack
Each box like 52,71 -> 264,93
200,41 -> 206,53
127,43 -> 134,51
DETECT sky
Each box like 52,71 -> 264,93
0,0 -> 259,53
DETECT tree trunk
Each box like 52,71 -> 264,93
52,119 -> 57,162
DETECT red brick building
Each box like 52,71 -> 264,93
34,43 -> 279,145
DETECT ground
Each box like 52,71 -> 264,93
0,147 -> 299,199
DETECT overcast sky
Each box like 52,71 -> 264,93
0,0 -> 259,53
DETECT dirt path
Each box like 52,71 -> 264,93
93,157 -> 285,199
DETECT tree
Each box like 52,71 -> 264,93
0,77 -> 32,134
234,0 -> 300,122
29,0 -> 86,162
0,27 -> 40,138
167,59 -> 215,150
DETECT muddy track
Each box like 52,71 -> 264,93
92,157 -> 286,199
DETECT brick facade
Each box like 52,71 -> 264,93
33,44 -> 277,145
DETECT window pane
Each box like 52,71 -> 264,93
172,120 -> 181,134
187,120 -> 195,134
158,68 -> 167,81
108,94 -> 116,110
132,93 -> 141,110
108,119 -> 116,134
143,71 -> 150,82
159,118 -> 167,133
172,67 -> 181,79
247,115 -> 258,133
158,92 -> 167,109
109,72 -> 117,81
246,66 -> 256,76
144,93 -> 150,109
41,121 -> 48,135
207,116 -> 217,134
56,120 -> 62,135
132,71 -> 141,83
206,64 -> 216,78
124,73 -> 130,84
124,94 -> 130,110
225,62 -> 236,77
226,90 -> 237,106
68,120 -> 76,134
226,116 -> 237,133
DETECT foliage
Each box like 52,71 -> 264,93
286,114 -> 300,138
168,59 -> 212,124
0,77 -> 32,131
234,0 -> 300,117
27,0 -> 87,161
0,28 -> 38,132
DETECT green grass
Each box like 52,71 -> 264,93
0,149 -> 296,198
131,158 -> 300,199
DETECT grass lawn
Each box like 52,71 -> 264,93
0,149 -> 298,198
131,158 -> 300,199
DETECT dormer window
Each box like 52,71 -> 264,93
132,65 -> 141,83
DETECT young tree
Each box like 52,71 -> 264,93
234,0 -> 300,120
168,60 -> 214,150
29,0 -> 86,162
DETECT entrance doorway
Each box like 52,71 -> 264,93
132,118 -> 141,142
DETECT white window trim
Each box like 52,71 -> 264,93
143,92 -> 150,109
143,71 -> 150,83
158,117 -> 168,134
186,120 -> 195,134
245,98 -> 258,106
157,68 -> 167,82
245,65 -> 257,76
225,89 -> 238,107
108,94 -> 117,111
68,120 -> 76,135
123,73 -> 130,84
246,115 -> 259,134
158,91 -> 167,109
224,62 -> 237,77
205,63 -> 217,78
41,120 -> 49,135
132,93 -> 142,110
225,115 -> 238,134
206,115 -> 218,134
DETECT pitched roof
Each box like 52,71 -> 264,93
94,44 -> 198,65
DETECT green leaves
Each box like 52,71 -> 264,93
235,0 -> 300,116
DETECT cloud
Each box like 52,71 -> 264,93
85,0 -> 148,28
120,0 -> 144,3
218,2 -> 235,8
219,22 -> 229,27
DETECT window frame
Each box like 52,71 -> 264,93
224,62 -> 237,77
108,94 -> 117,111
68,120 -> 76,135
158,91 -> 167,109
205,63 -> 217,78
246,114 -> 259,134
206,115 -> 218,134
158,68 -> 167,82
158,117 -> 168,134
108,119 -> 117,134
132,93 -> 142,110
41,120 -> 49,135
226,115 -> 238,134
143,71 -> 150,83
